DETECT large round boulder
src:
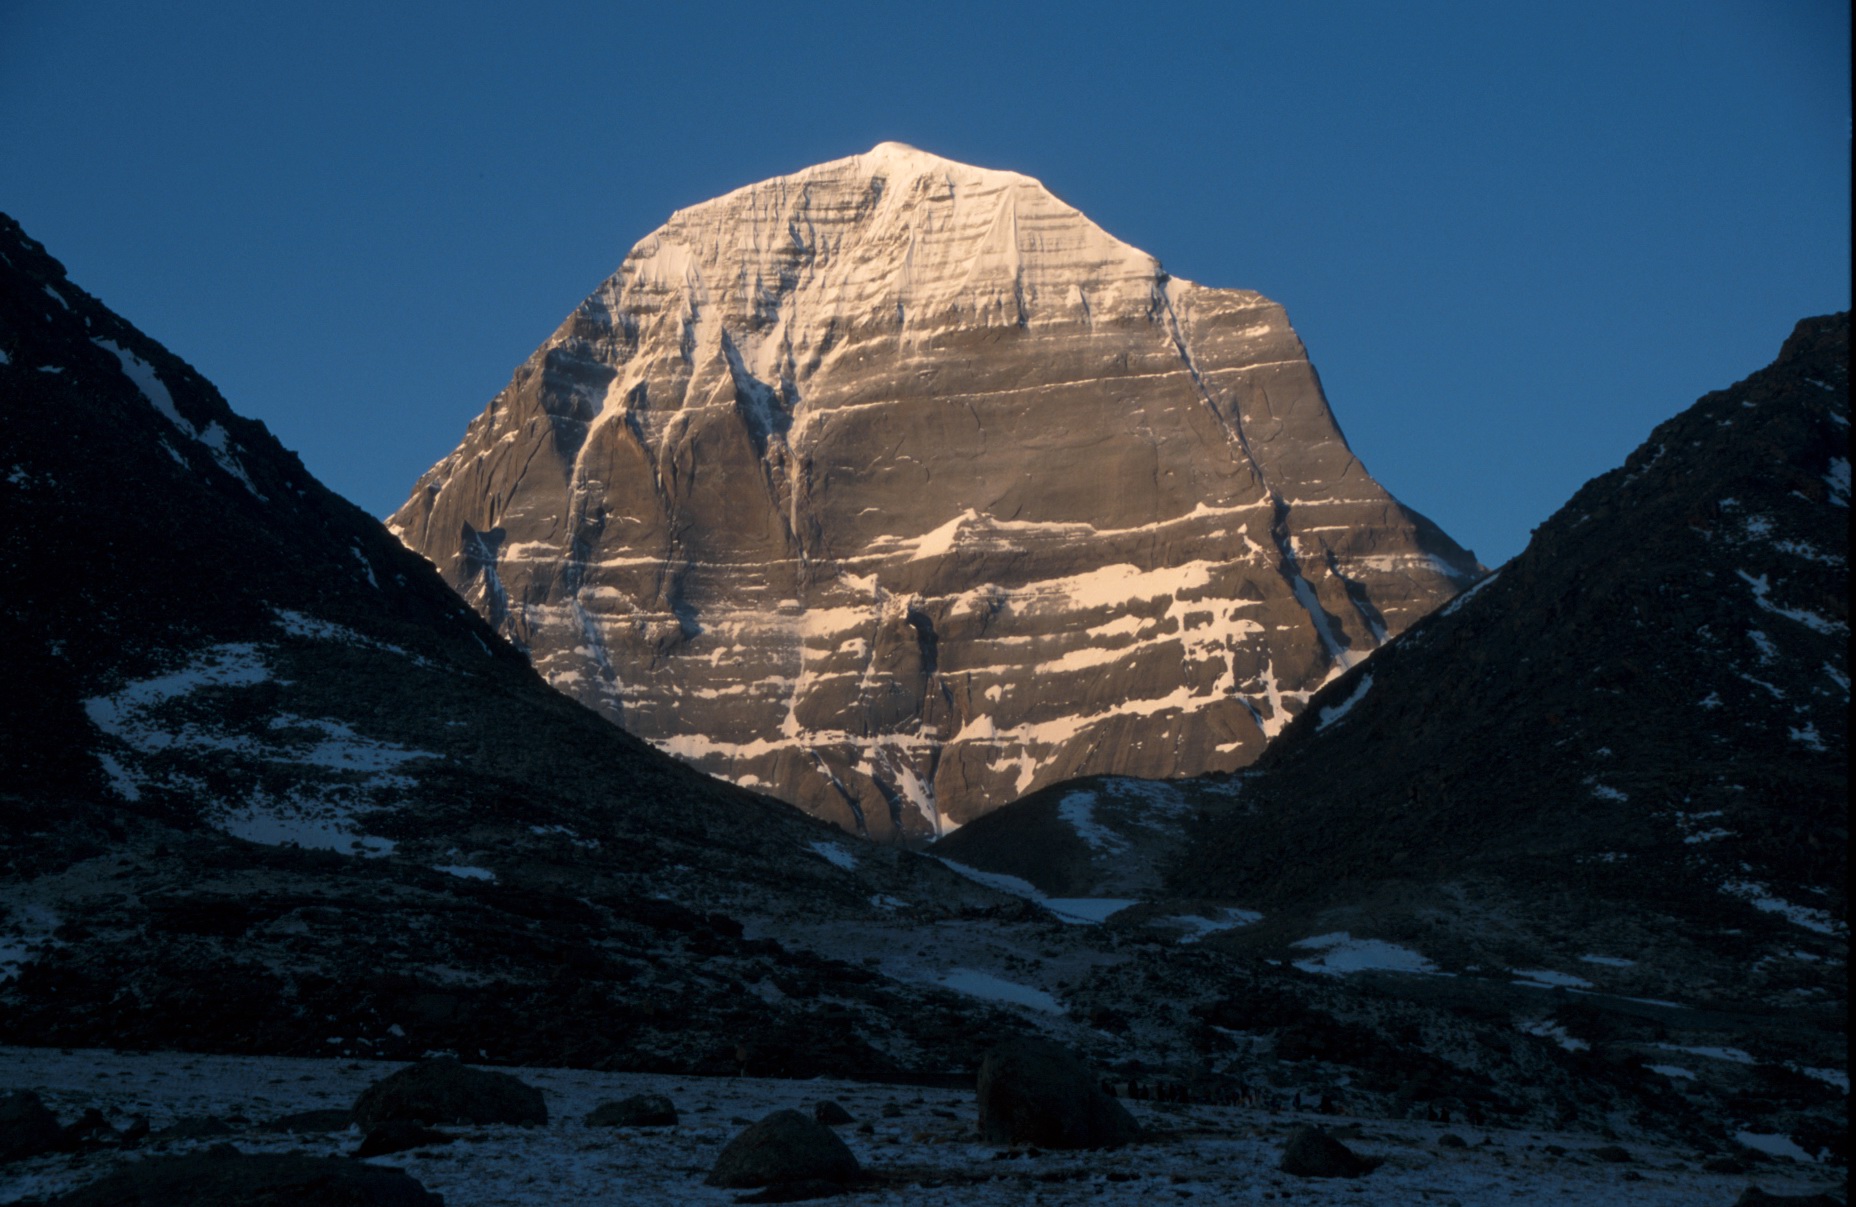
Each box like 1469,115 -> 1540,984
705,1109 -> 861,1190
352,1056 -> 546,1127
976,1038 -> 1139,1149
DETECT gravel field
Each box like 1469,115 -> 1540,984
1,1047 -> 1843,1205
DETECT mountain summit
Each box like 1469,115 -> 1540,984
391,144 -> 1480,839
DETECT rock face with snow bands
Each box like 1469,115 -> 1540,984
391,143 -> 1480,840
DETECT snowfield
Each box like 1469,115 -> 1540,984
0,1046 -> 1840,1206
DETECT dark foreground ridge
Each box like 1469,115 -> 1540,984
0,210 -> 1039,1077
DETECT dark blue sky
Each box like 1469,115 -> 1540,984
4,1 -> 1847,565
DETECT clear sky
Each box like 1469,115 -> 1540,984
3,1 -> 1847,566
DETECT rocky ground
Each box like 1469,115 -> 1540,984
1,1046 -> 1844,1205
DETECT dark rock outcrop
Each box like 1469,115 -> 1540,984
0,1090 -> 63,1163
41,1149 -> 442,1206
352,1057 -> 546,1127
390,142 -> 1480,840
975,1037 -> 1139,1149
0,209 -> 1049,1082
704,1108 -> 861,1190
585,1093 -> 677,1128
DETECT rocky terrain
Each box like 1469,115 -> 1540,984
388,142 -> 1481,841
2,215 -> 1844,1199
5,1046 -> 1845,1205
942,314 -> 1851,1168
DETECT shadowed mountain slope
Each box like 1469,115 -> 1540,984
1173,313 -> 1848,927
0,211 -> 1036,1074
933,316 -> 1848,1162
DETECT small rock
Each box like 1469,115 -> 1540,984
1701,1155 -> 1748,1174
880,1102 -> 902,1118
976,1038 -> 1140,1150
585,1094 -> 677,1128
705,1109 -> 861,1191
1592,1144 -> 1631,1163
1279,1125 -> 1381,1178
352,1056 -> 546,1127
353,1120 -> 456,1158
1437,1133 -> 1468,1149
0,1090 -> 64,1163
813,1100 -> 853,1126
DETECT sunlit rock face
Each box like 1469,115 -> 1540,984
390,143 -> 1480,841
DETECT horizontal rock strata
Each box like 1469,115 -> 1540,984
391,143 -> 1479,839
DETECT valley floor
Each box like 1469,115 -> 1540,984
1,1046 -> 1842,1206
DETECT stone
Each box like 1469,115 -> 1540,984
1591,1144 -> 1631,1163
585,1093 -> 678,1128
353,1120 -> 455,1157
1437,1133 -> 1467,1148
1279,1124 -> 1380,1178
975,1037 -> 1140,1149
705,1108 -> 861,1189
352,1056 -> 546,1127
0,1089 -> 64,1163
390,143 -> 1481,841
813,1100 -> 853,1125
59,1107 -> 118,1150
41,1149 -> 442,1206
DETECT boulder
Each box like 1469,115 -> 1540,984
352,1056 -> 546,1127
705,1109 -> 861,1190
585,1093 -> 677,1128
42,1149 -> 442,1206
813,1100 -> 853,1126
975,1038 -> 1140,1149
1279,1125 -> 1380,1178
61,1108 -> 119,1150
0,1089 -> 63,1163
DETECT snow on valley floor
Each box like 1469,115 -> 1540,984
0,1047 -> 1841,1206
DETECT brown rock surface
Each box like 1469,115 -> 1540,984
391,143 -> 1479,840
